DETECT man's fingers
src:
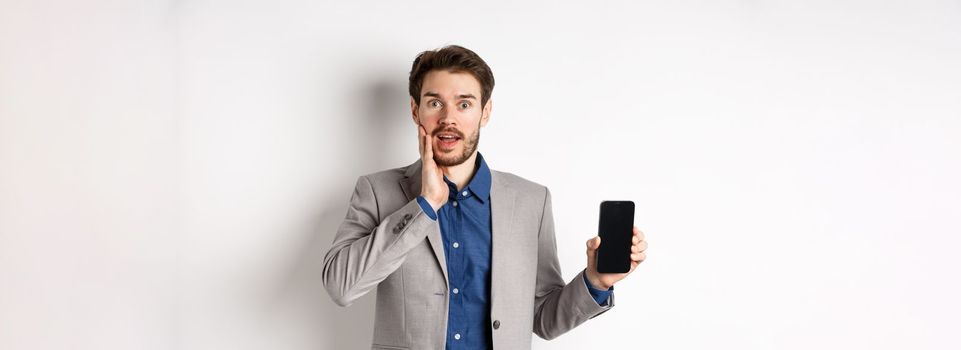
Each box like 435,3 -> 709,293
422,126 -> 434,160
419,125 -> 432,160
633,226 -> 645,241
631,240 -> 648,253
418,126 -> 426,156
631,252 -> 646,262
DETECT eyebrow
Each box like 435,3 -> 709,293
423,92 -> 477,100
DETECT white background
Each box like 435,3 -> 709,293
2,0 -> 960,349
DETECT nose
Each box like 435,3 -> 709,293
437,107 -> 456,127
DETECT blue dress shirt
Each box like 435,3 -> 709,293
416,153 -> 610,349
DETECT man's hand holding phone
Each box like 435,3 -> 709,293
585,226 -> 648,290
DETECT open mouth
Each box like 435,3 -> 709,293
435,132 -> 462,149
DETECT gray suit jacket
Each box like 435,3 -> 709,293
323,159 -> 613,349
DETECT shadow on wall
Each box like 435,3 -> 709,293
267,65 -> 412,349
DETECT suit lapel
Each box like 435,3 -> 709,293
489,170 -> 515,310
400,160 -> 515,290
400,160 -> 448,283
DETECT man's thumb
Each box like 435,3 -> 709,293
587,236 -> 601,252
586,236 -> 601,268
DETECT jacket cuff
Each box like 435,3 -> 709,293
582,272 -> 613,306
416,196 -> 438,221
571,270 -> 614,319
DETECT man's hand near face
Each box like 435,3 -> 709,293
418,124 -> 447,211
585,226 -> 648,290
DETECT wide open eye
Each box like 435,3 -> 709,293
459,101 -> 471,109
429,99 -> 442,108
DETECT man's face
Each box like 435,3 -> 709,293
411,70 -> 491,167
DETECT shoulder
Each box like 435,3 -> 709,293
358,158 -> 422,183
360,164 -> 410,185
492,170 -> 550,198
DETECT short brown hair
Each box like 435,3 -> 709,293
408,45 -> 495,107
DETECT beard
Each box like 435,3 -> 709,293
433,125 -> 480,167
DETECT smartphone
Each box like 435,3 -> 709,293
596,201 -> 635,273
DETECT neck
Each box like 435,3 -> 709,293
442,151 -> 479,192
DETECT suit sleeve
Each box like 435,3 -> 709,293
322,175 -> 438,306
531,187 -> 614,340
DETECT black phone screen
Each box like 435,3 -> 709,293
596,201 -> 635,273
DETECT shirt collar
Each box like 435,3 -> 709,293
441,152 -> 492,203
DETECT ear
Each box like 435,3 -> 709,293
480,99 -> 492,127
410,96 -> 420,125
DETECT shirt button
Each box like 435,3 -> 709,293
454,333 -> 461,340
462,191 -> 468,196
452,242 -> 459,248
452,288 -> 459,294
452,201 -> 458,207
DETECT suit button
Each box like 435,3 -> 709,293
393,223 -> 404,234
492,320 -> 500,329
403,213 -> 412,222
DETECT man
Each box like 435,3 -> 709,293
323,45 -> 648,350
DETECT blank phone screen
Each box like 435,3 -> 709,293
597,201 -> 635,273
